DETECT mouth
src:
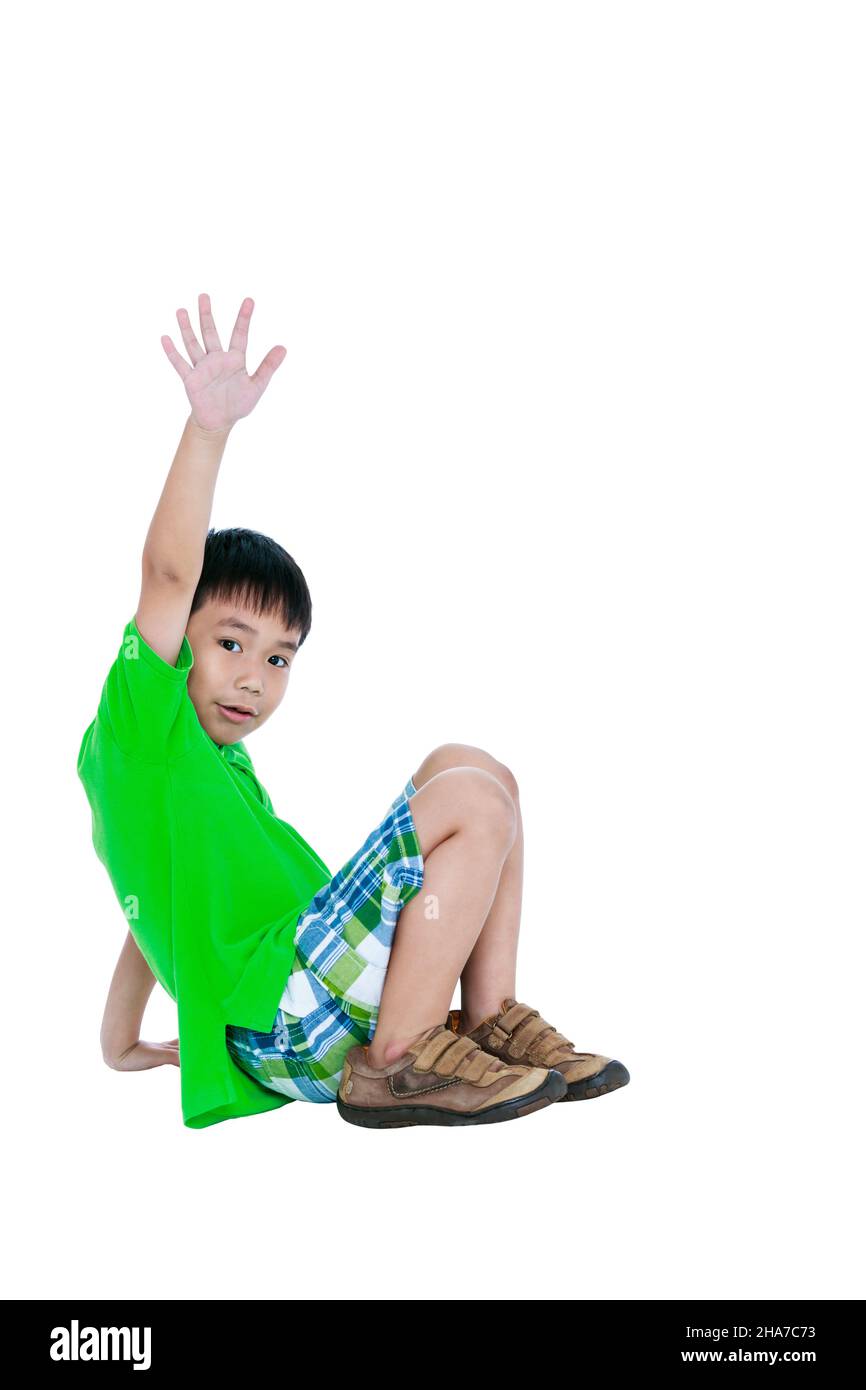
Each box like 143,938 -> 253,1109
216,703 -> 257,723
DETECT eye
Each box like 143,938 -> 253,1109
219,639 -> 241,653
270,655 -> 290,669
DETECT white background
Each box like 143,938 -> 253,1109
2,0 -> 863,1301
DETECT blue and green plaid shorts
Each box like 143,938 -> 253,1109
225,776 -> 424,1103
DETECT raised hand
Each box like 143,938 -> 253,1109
161,292 -> 286,433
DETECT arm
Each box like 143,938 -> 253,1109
136,292 -> 287,667
101,930 -> 178,1071
141,414 -> 231,585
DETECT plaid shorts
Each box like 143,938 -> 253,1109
225,776 -> 424,1104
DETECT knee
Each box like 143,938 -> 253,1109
459,768 -> 519,851
412,764 -> 518,856
491,759 -> 519,804
416,742 -> 520,803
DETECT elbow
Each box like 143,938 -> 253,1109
101,1034 -> 131,1070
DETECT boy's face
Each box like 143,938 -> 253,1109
184,596 -> 302,746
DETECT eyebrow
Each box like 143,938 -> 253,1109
215,616 -> 299,653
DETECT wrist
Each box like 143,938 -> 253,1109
186,414 -> 233,442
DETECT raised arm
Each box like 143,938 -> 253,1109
136,418 -> 231,668
142,414 -> 232,586
135,293 -> 287,667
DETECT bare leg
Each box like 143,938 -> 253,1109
366,767 -> 517,1068
409,744 -> 523,1033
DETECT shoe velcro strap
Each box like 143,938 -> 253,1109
457,1045 -> 513,1085
414,1030 -> 510,1084
448,1036 -> 519,1084
487,1023 -> 513,1049
502,1004 -> 576,1066
412,1029 -> 473,1074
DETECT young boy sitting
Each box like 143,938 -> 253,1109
77,291 -> 629,1130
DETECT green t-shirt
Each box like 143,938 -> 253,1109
76,615 -> 333,1129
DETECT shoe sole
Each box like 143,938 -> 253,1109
559,1060 -> 630,1101
337,1068 -> 568,1128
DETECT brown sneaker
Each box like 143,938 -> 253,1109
445,998 -> 630,1102
336,1021 -> 567,1128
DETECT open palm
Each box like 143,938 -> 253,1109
161,292 -> 286,433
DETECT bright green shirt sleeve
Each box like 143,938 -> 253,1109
98,617 -> 198,760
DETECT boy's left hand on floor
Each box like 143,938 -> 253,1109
106,1039 -> 180,1071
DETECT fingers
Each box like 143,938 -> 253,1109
160,335 -> 193,381
197,291 -> 224,354
250,344 -> 287,394
164,295 -> 283,405
174,305 -> 206,365
228,296 -> 254,355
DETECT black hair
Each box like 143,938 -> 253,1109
188,527 -> 313,646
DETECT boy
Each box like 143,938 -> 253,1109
77,291 -> 629,1130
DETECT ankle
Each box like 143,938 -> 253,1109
367,1032 -> 425,1068
457,1007 -> 498,1035
458,996 -> 511,1034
